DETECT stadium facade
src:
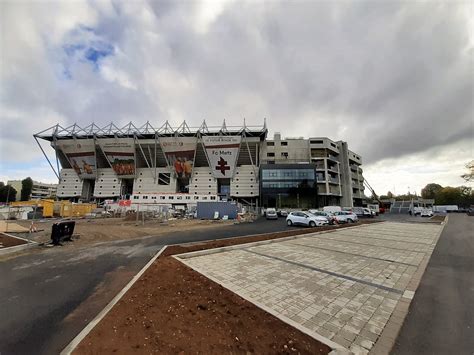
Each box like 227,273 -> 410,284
35,121 -> 365,208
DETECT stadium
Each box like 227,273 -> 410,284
35,120 -> 365,209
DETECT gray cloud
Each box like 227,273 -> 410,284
0,0 -> 472,181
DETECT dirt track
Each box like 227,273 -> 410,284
12,218 -> 234,246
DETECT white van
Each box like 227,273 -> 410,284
323,206 -> 342,214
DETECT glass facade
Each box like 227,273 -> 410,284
260,164 -> 318,209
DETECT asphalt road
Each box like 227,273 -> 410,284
0,217 -> 295,355
392,213 -> 474,354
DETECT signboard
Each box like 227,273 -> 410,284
159,137 -> 197,178
99,138 -> 136,177
58,139 -> 96,179
203,136 -> 241,178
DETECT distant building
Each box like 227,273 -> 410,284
7,180 -> 57,201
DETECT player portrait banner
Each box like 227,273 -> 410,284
99,138 -> 136,177
57,139 -> 96,179
159,137 -> 197,178
203,136 -> 242,178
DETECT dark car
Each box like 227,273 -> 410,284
467,206 -> 474,216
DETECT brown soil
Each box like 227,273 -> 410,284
12,218 -> 234,246
75,221 -> 379,355
0,233 -> 28,248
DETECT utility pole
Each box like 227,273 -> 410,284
6,185 -> 10,233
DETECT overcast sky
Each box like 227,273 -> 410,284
0,0 -> 472,195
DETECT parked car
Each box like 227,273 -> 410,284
308,210 -> 336,225
353,207 -> 373,218
467,206 -> 474,216
277,210 -> 288,217
286,211 -> 328,227
266,208 -> 278,220
333,211 -> 358,223
420,209 -> 434,217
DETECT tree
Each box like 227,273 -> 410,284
0,184 -> 17,202
461,160 -> 474,182
387,191 -> 394,199
421,183 -> 443,199
435,187 -> 463,205
21,177 -> 33,201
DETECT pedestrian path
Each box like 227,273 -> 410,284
177,222 -> 443,354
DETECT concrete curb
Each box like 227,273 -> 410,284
368,216 -> 448,355
60,245 -> 168,355
0,233 -> 38,256
176,256 -> 350,354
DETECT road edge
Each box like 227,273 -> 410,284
60,245 -> 169,355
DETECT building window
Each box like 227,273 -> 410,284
281,142 -> 288,146
267,142 -> 274,146
267,152 -> 275,157
281,152 -> 288,158
158,173 -> 170,185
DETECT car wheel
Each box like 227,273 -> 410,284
309,221 -> 316,228
287,219 -> 293,226
347,218 -> 354,223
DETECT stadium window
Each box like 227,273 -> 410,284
143,196 -> 148,199
177,196 -> 182,200
169,196 -> 174,200
203,196 -> 208,200
186,196 -> 190,200
210,196 -> 216,200
152,196 -> 156,199
208,185 -> 211,188
133,196 -> 139,200
158,173 -> 170,185
194,196 -> 199,199
160,196 -> 166,200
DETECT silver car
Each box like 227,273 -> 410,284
286,211 -> 329,227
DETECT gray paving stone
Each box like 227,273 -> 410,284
178,222 -> 442,351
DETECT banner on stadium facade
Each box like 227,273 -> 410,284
159,137 -> 197,178
202,136 -> 242,178
57,139 -> 96,179
99,138 -> 136,177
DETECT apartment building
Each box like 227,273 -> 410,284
260,133 -> 365,207
7,180 -> 58,201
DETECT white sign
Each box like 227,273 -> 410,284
159,137 -> 197,178
203,136 -> 242,178
57,139 -> 96,179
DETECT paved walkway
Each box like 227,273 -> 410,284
178,222 -> 444,354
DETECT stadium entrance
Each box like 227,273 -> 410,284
121,179 -> 134,198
